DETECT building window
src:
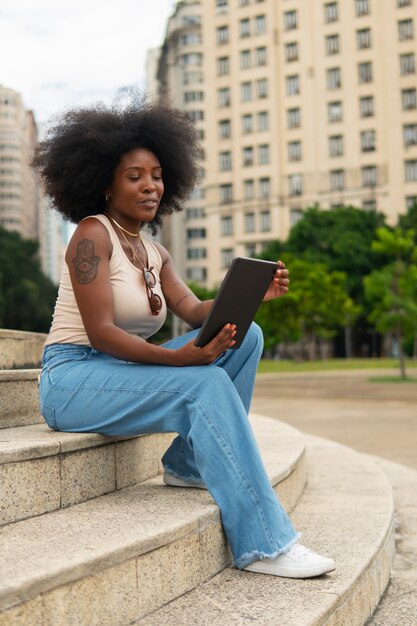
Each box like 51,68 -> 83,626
328,101 -> 342,122
355,0 -> 370,17
216,25 -> 229,44
362,165 -> 378,187
243,146 -> 254,166
244,179 -> 255,200
255,15 -> 266,34
289,174 -> 303,196
180,32 -> 202,46
257,78 -> 268,98
400,53 -> 415,75
260,210 -> 271,232
285,42 -> 299,62
325,34 -> 340,55
242,114 -> 253,134
186,267 -> 207,282
257,111 -> 269,131
359,96 -> 374,117
327,67 -> 342,89
217,56 -> 230,76
288,141 -> 302,161
284,10 -> 297,30
218,87 -> 231,107
218,119 -> 231,139
255,46 -> 267,66
220,215 -> 233,235
241,81 -> 253,102
244,212 -> 256,233
240,49 -> 251,69
183,71 -> 204,85
219,151 -> 232,171
187,227 -> 206,239
362,200 -> 376,211
357,28 -> 372,49
259,144 -> 270,164
240,18 -> 250,37
324,2 -> 338,23
405,160 -> 417,181
397,0 -> 412,6
330,169 -> 345,190
287,107 -> 301,128
187,247 -> 207,259
220,185 -> 233,204
406,195 -> 417,209
286,75 -> 300,95
216,0 -> 228,13
361,130 -> 376,152
399,19 -> 414,40
259,177 -> 271,198
245,243 -> 257,257
221,248 -> 234,269
239,0 -> 250,5
290,207 -> 303,226
184,91 -> 204,103
329,135 -> 344,157
404,124 -> 417,146
187,110 -> 204,122
186,207 -> 205,219
402,88 -> 417,110
358,62 -> 373,83
180,53 -> 203,66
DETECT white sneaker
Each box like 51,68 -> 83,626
163,471 -> 207,490
244,543 -> 335,578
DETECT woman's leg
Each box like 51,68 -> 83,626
40,341 -> 298,568
161,323 -> 263,482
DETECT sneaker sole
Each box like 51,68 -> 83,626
244,561 -> 336,579
163,473 -> 207,490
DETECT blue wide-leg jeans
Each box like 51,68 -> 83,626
39,323 -> 298,568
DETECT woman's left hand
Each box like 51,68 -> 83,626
263,260 -> 290,302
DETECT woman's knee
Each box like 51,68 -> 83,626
244,322 -> 264,354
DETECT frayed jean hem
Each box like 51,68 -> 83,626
234,532 -> 301,570
163,465 -> 207,488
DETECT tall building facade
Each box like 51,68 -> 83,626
0,85 -> 40,240
157,0 -> 417,288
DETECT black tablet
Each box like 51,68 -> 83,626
194,257 -> 278,349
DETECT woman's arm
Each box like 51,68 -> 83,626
156,242 -> 214,328
66,220 -> 235,365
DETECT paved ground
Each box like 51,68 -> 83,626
253,368 -> 417,626
252,368 -> 417,471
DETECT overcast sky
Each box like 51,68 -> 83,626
0,0 -> 176,127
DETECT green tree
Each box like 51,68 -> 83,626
256,257 -> 354,359
364,227 -> 417,378
0,226 -> 57,332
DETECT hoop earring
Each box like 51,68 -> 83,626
105,194 -> 111,203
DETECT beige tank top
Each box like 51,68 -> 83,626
45,214 -> 167,346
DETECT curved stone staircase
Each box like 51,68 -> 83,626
0,331 -> 396,625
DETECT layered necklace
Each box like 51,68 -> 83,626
106,214 -> 162,316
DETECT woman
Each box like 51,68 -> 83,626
33,98 -> 335,578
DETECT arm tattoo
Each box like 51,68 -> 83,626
175,293 -> 193,307
72,239 -> 100,284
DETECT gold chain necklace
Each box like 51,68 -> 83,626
116,225 -> 148,269
107,214 -> 140,237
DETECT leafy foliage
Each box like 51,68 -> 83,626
0,226 -> 57,332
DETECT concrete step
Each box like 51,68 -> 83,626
0,421 -> 177,526
134,437 -> 395,626
0,416 -> 306,625
0,369 -> 42,429
0,330 -> 46,370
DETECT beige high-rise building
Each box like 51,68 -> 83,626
157,0 -> 417,288
0,85 -> 40,240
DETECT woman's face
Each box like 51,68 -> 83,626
106,148 -> 164,226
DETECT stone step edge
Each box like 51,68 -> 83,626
134,437 -> 395,626
0,330 -> 46,370
0,416 -> 307,615
0,369 -> 40,383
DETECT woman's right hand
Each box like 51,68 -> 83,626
174,324 -> 236,366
